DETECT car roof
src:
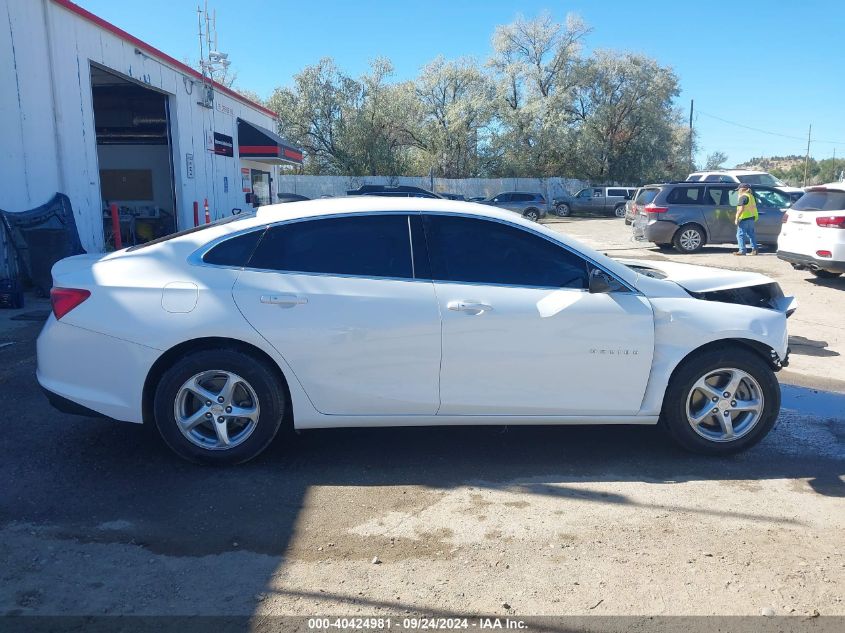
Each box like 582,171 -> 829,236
807,183 -> 845,193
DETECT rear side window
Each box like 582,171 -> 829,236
666,187 -> 704,204
512,193 -> 534,202
423,215 -> 588,289
791,190 -> 845,211
607,188 -> 627,197
248,215 -> 413,279
203,229 -> 264,266
635,188 -> 660,205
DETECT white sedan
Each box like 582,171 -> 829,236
38,198 -> 795,464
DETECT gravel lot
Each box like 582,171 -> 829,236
0,216 -> 842,620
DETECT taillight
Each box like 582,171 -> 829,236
645,203 -> 669,214
817,250 -> 833,258
816,216 -> 845,228
539,196 -> 546,204
50,287 -> 91,320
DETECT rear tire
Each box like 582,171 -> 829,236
153,349 -> 286,465
672,224 -> 706,253
811,269 -> 842,279
523,208 -> 540,222
660,347 -> 780,455
614,205 -> 626,218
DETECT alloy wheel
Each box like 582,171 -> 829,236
679,229 -> 702,251
174,370 -> 261,450
685,367 -> 764,442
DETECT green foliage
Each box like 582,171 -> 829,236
267,14 -> 692,183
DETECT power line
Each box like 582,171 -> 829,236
696,110 -> 845,146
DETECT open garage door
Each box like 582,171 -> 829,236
90,64 -> 178,248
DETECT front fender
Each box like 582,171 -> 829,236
638,297 -> 789,415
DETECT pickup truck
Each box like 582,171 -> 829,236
553,186 -> 636,218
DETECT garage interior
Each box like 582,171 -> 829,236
91,64 -> 177,246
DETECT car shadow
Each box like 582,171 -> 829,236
788,335 -> 840,357
807,274 -> 845,290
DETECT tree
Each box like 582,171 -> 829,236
568,52 -> 683,183
406,57 -> 494,178
487,12 -> 591,177
704,151 -> 728,170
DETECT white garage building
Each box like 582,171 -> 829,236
0,0 -> 301,277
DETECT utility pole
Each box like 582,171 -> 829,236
803,124 -> 812,187
689,100 -> 694,172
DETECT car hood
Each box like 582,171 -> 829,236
616,259 -> 798,315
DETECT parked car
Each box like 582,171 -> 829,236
777,183 -> 845,279
632,182 -> 792,253
624,187 -> 643,225
482,191 -> 548,221
276,193 -> 310,203
39,197 -> 794,464
346,185 -> 442,198
686,169 -> 803,194
439,192 -> 466,201
554,187 -> 636,218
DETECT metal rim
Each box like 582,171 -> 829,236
174,370 -> 261,451
557,204 -> 570,216
525,210 -> 539,221
679,228 -> 702,251
615,206 -> 626,217
685,367 -> 764,443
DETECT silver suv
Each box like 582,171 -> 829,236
482,192 -> 548,221
632,182 -> 792,253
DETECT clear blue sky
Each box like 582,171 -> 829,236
75,0 -> 845,168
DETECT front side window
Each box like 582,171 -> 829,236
576,189 -> 591,198
248,214 -> 413,279
423,215 -> 589,289
755,189 -> 789,208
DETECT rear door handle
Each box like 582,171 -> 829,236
260,294 -> 307,307
447,300 -> 493,314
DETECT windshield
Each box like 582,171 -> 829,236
737,173 -> 784,187
125,211 -> 256,252
790,190 -> 845,211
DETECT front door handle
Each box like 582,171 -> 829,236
260,294 -> 307,307
447,300 -> 493,314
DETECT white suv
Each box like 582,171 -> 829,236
777,183 -> 845,279
686,169 -> 803,194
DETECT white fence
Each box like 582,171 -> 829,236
275,175 -> 589,202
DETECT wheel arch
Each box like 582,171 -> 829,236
142,337 -> 293,426
667,338 -> 782,390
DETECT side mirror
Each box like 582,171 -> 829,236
588,268 -> 623,294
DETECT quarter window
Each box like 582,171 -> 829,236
422,215 -> 589,289
203,229 -> 265,266
666,187 -> 704,204
248,215 -> 414,279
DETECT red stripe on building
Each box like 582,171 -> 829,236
283,148 -> 304,161
239,145 -> 280,155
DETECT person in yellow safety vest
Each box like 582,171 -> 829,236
734,183 -> 759,256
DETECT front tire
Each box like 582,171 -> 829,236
672,224 -> 706,253
556,203 -> 571,217
153,349 -> 286,465
660,347 -> 780,455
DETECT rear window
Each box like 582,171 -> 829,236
635,188 -> 660,205
666,187 -> 704,204
126,212 -> 254,252
791,190 -> 845,211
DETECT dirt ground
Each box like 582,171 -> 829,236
0,217 -> 842,621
